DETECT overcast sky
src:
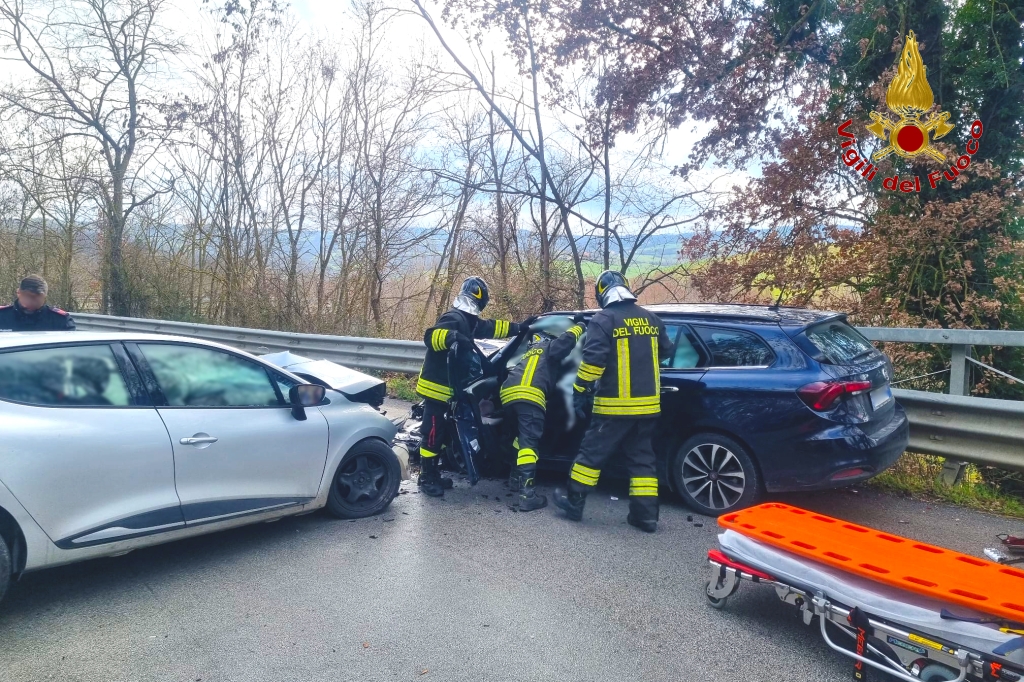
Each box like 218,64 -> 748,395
0,0 -> 749,243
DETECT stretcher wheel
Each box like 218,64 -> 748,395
704,579 -> 736,609
918,663 -> 959,682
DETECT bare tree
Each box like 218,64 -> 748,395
350,1 -> 441,334
0,0 -> 179,314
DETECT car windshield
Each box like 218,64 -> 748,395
804,320 -> 877,364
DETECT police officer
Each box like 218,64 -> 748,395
552,271 -> 673,532
416,276 -> 526,497
0,275 -> 76,332
501,319 -> 586,511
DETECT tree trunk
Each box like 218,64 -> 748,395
107,168 -> 129,316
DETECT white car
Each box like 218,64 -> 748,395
0,332 -> 404,603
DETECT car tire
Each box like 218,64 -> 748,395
0,532 -> 11,605
673,433 -> 761,516
326,439 -> 402,519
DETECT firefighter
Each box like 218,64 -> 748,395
416,276 -> 527,497
501,319 -> 586,511
0,275 -> 76,332
552,270 -> 674,532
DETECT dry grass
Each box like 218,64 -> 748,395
871,453 -> 1024,519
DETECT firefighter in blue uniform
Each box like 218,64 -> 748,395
416,276 -> 525,497
501,320 -> 586,511
0,275 -> 76,332
552,271 -> 674,532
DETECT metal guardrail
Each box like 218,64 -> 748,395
892,389 -> 1024,473
859,326 -> 1024,477
74,313 -> 425,374
859,327 -> 1024,397
73,313 -> 1024,474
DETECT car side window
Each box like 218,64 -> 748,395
139,344 -> 284,407
0,344 -> 131,407
692,326 -> 774,368
661,324 -> 706,369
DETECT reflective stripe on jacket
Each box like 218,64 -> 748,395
573,302 -> 673,418
416,308 -> 521,401
500,324 -> 584,410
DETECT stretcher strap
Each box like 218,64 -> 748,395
986,661 -> 1022,681
993,636 -> 1024,656
848,607 -> 871,681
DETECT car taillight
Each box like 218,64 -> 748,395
797,380 -> 872,411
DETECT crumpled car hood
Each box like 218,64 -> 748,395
260,351 -> 386,407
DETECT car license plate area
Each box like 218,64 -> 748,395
870,385 -> 893,410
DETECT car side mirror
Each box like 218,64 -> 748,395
289,384 -> 326,421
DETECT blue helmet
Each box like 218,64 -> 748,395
452,276 -> 489,316
595,270 -> 636,308
528,330 -> 555,348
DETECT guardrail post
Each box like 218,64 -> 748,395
941,344 -> 972,485
949,344 -> 972,397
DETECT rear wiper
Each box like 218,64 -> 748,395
850,348 -> 876,362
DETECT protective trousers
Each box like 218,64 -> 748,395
567,416 -> 659,523
509,402 -> 545,489
418,398 -> 449,477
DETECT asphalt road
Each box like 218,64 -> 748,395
2,462 -> 1018,682
3,402 -> 1019,681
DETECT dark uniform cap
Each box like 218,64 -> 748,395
19,275 -> 48,296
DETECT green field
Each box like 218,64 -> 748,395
579,256 -> 686,279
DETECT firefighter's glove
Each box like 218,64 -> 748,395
572,387 -> 593,422
572,314 -> 587,324
452,331 -> 474,349
519,315 -> 539,330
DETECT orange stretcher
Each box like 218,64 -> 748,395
719,503 -> 1024,623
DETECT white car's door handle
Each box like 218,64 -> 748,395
660,386 -> 679,393
181,435 -> 219,446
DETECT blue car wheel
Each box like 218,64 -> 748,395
673,433 -> 761,516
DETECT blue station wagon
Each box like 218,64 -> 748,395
449,304 -> 910,515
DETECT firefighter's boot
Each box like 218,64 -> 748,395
418,475 -> 454,491
508,438 -> 524,492
627,478 -> 659,532
417,445 -> 453,494
627,513 -> 657,533
517,466 -> 547,511
418,456 -> 446,498
552,487 -> 586,521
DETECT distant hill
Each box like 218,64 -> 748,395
276,225 -> 690,273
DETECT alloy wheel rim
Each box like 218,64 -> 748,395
682,443 -> 746,510
335,454 -> 388,507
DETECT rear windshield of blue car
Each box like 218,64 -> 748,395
804,320 -> 877,364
